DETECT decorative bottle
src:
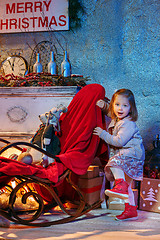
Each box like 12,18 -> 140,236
48,51 -> 56,75
61,51 -> 71,77
33,53 -> 43,73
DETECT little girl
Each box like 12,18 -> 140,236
93,89 -> 145,221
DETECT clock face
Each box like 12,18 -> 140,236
1,55 -> 28,77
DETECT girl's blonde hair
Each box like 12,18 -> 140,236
108,89 -> 138,121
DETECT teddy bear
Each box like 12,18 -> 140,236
17,105 -> 67,166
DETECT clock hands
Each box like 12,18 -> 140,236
7,59 -> 14,71
12,57 -> 15,69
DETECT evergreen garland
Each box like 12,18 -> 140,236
0,73 -> 89,87
69,0 -> 85,29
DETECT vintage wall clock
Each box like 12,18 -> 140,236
1,55 -> 28,77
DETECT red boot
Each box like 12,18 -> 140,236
105,179 -> 129,199
115,203 -> 138,221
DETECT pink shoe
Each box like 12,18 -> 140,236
115,203 -> 138,221
105,179 -> 129,199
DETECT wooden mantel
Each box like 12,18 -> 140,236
0,86 -> 77,140
0,86 -> 77,97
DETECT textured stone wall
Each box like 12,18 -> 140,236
0,0 -> 160,152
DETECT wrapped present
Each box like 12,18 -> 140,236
108,197 -> 125,210
78,175 -> 103,205
139,177 -> 160,213
80,165 -> 100,179
108,189 -> 139,210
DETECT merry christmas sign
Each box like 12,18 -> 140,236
0,0 -> 69,33
139,177 -> 160,213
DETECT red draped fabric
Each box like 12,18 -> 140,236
0,156 -> 61,183
57,83 -> 107,175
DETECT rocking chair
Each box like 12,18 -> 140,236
0,84 -> 108,227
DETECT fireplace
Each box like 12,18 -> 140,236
0,86 -> 77,145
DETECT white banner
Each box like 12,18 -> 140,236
0,0 -> 69,33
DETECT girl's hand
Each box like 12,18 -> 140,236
93,127 -> 103,136
96,99 -> 106,109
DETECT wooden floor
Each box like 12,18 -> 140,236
0,208 -> 160,240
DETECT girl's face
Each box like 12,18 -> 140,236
113,95 -> 131,120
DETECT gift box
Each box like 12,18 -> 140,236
108,189 -> 139,210
80,165 -> 100,179
108,197 -> 125,210
78,166 -> 103,205
78,176 -> 103,205
139,177 -> 160,213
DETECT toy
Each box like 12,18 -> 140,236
18,105 -> 67,166
17,152 -> 33,165
39,105 -> 67,132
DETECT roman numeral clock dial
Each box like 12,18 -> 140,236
1,55 -> 28,77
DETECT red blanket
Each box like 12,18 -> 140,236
58,83 -> 107,175
0,84 -> 108,186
